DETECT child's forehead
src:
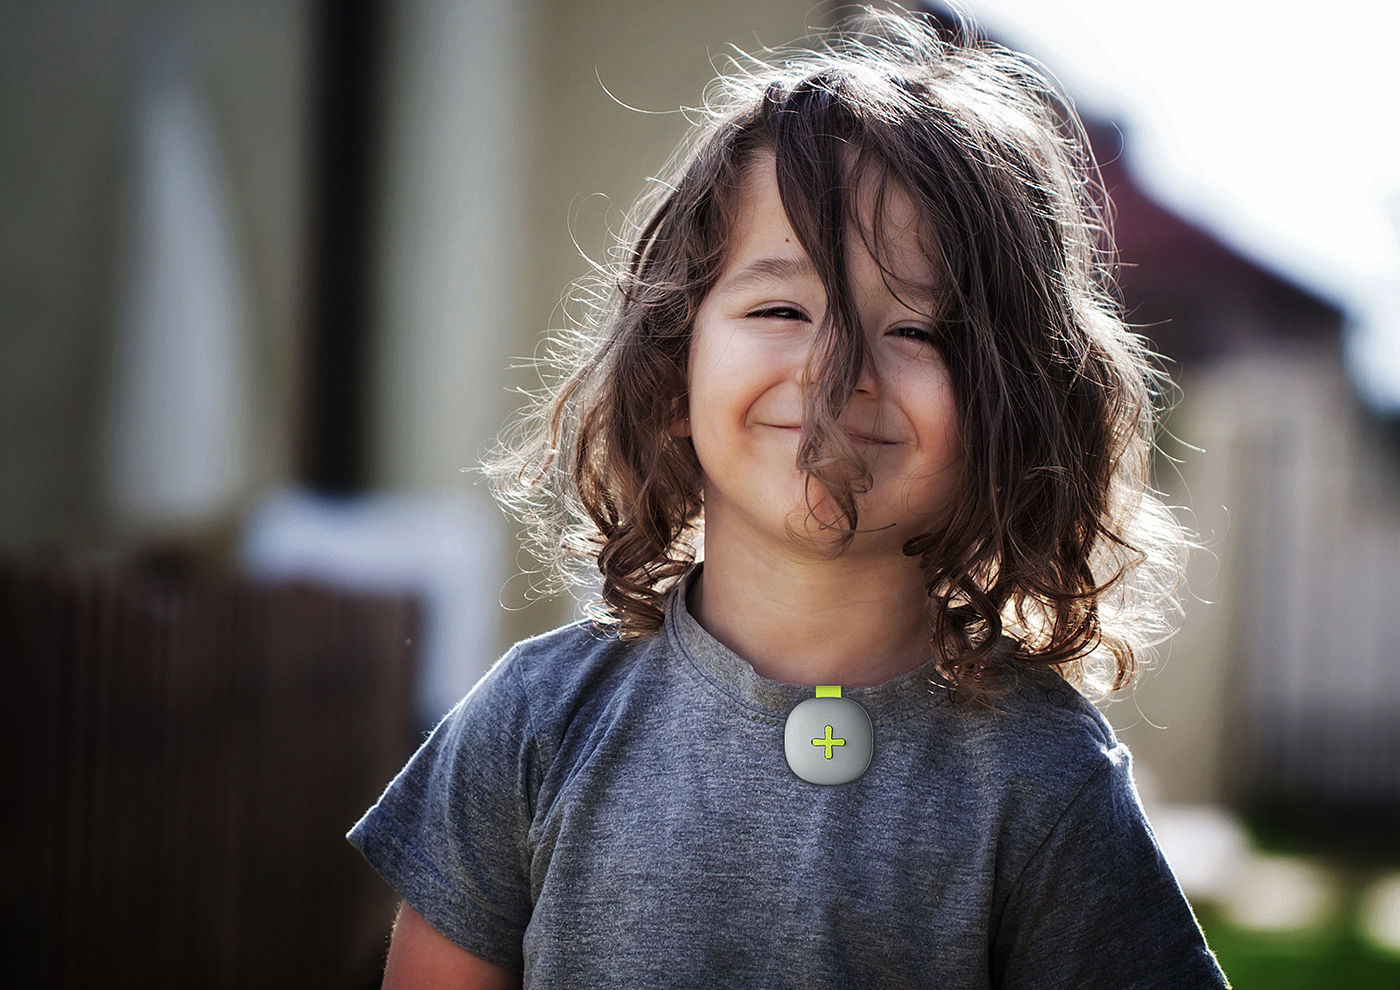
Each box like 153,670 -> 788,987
724,149 -> 941,288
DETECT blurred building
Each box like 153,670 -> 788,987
3,0 -> 1396,900
0,0 -> 822,709
1089,123 -> 1400,846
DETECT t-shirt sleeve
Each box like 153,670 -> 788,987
347,649 -> 538,972
991,746 -> 1230,989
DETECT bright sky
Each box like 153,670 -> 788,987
960,0 -> 1400,408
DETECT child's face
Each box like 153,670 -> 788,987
683,153 -> 961,559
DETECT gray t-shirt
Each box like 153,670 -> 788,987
349,582 -> 1227,988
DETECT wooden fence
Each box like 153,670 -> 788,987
1,558 -> 418,988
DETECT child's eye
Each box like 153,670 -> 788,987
890,325 -> 937,345
746,304 -> 809,322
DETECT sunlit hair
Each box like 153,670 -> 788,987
486,6 -> 1188,703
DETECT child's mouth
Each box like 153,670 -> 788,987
761,424 -> 898,446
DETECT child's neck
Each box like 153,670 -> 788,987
690,538 -> 934,688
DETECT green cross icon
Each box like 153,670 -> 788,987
812,724 -> 845,759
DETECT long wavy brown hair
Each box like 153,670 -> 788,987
486,8 -> 1187,703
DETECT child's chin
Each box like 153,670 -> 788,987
781,506 -> 867,553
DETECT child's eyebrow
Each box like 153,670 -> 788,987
715,255 -> 820,295
718,255 -> 942,313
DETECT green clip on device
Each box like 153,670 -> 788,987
783,686 -> 873,785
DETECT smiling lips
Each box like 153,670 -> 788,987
763,424 -> 900,446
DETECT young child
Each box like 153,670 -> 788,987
350,9 -> 1228,988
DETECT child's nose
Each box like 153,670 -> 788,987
853,354 -> 880,396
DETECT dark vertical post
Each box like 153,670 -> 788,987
300,0 -> 384,493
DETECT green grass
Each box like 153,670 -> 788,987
1195,893 -> 1400,990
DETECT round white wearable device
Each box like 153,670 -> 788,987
784,687 -> 873,785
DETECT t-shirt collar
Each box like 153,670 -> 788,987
663,566 -> 948,726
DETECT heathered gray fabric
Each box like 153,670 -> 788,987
349,579 -> 1228,988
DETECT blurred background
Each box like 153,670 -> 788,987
2,0 -> 1397,985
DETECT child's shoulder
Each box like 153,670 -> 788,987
481,616 -> 663,728
950,648 -> 1125,792
502,616 -> 641,687
992,654 -> 1115,736
506,615 -> 625,665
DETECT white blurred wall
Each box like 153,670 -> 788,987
1121,348 -> 1400,808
